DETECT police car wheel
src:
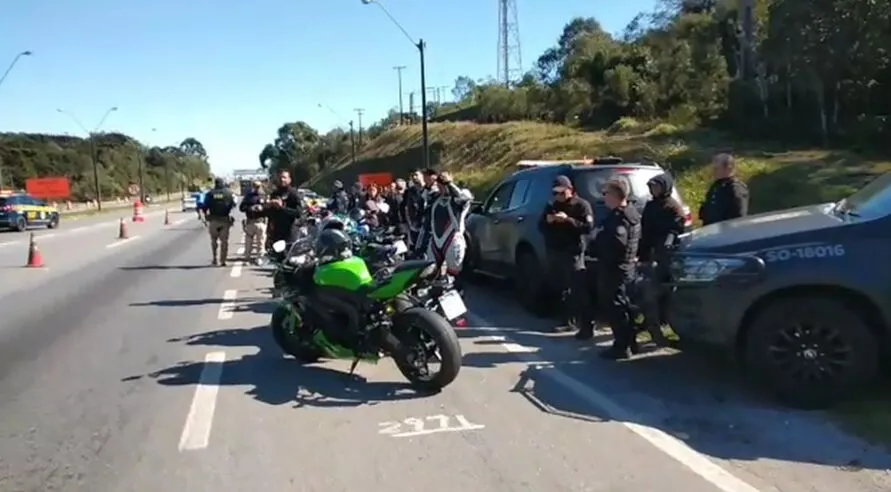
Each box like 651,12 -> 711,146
744,296 -> 878,409
47,216 -> 59,229
14,216 -> 27,232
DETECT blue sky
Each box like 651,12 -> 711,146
1,0 -> 657,174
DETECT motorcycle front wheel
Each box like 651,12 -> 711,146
390,307 -> 462,391
270,305 -> 322,363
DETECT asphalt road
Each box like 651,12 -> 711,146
1,212 -> 890,491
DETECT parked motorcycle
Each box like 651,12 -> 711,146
268,239 -> 464,391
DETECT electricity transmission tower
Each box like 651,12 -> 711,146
497,0 -> 522,85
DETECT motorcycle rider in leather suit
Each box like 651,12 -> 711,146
422,172 -> 473,292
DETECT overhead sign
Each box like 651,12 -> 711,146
359,173 -> 393,188
232,169 -> 267,181
26,177 -> 71,199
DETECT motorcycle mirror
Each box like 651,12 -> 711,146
272,240 -> 287,253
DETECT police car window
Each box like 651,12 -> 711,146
507,180 -> 530,209
32,198 -> 46,206
18,196 -> 34,205
575,168 -> 677,202
837,172 -> 891,219
484,183 -> 515,213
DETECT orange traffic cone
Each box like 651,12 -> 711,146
164,209 -> 170,225
118,217 -> 129,239
26,233 -> 44,268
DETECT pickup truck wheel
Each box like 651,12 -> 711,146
744,297 -> 878,409
515,250 -> 549,317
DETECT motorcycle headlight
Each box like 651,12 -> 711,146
671,256 -> 748,283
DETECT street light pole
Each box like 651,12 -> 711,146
393,65 -> 406,124
0,50 -> 33,190
56,106 -> 118,211
361,0 -> 430,170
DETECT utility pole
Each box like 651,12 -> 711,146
739,0 -> 755,80
393,65 -> 406,124
409,92 -> 415,121
354,108 -> 365,146
349,120 -> 357,164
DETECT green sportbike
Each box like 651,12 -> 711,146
269,237 -> 465,391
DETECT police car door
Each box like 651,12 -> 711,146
493,179 -> 531,271
475,182 -> 515,270
22,197 -> 46,225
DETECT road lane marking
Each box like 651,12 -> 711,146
178,351 -> 226,451
466,312 -> 762,492
0,241 -> 15,248
170,218 -> 187,226
217,289 -> 238,320
38,233 -> 56,239
106,235 -> 141,248
229,262 -> 243,278
379,414 -> 485,438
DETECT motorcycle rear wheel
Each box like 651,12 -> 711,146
391,307 -> 462,391
271,305 -> 322,363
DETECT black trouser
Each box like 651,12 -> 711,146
598,270 -> 635,351
547,249 -> 592,332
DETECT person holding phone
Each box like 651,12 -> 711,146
538,175 -> 595,336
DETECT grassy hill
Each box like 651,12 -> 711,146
0,132 -> 211,201
311,120 -> 891,215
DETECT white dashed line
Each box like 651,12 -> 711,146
216,289 -> 238,320
106,235 -> 141,248
229,262 -> 243,278
178,351 -> 226,451
466,313 -> 762,492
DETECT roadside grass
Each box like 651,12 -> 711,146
312,118 -> 891,445
313,119 -> 891,216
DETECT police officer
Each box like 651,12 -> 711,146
267,169 -> 305,245
328,180 -> 351,214
239,180 -> 267,264
591,178 -> 641,359
402,170 -> 427,249
699,153 -> 749,226
538,175 -> 595,337
638,173 -> 685,346
201,177 -> 236,266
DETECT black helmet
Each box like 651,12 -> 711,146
314,228 -> 351,260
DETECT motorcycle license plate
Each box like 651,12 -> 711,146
438,291 -> 467,320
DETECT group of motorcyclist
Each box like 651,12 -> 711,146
197,152 -> 748,363
540,152 -> 749,360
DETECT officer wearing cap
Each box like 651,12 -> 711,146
201,177 -> 237,266
538,175 -> 595,336
591,178 -> 642,359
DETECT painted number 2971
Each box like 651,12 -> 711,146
378,414 -> 485,438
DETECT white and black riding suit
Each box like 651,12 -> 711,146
422,182 -> 472,288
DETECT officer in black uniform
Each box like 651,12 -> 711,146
591,178 -> 641,359
638,173 -> 685,346
201,177 -> 237,266
266,169 -> 305,245
699,153 -> 749,226
538,175 -> 595,337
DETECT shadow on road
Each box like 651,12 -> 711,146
459,286 -> 891,472
124,325 -> 428,408
129,298 -> 223,307
120,265 -> 210,271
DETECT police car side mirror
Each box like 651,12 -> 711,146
272,240 -> 287,253
471,202 -> 483,214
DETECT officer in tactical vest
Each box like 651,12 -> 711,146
201,177 -> 237,266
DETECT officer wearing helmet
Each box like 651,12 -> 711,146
328,180 -> 351,214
